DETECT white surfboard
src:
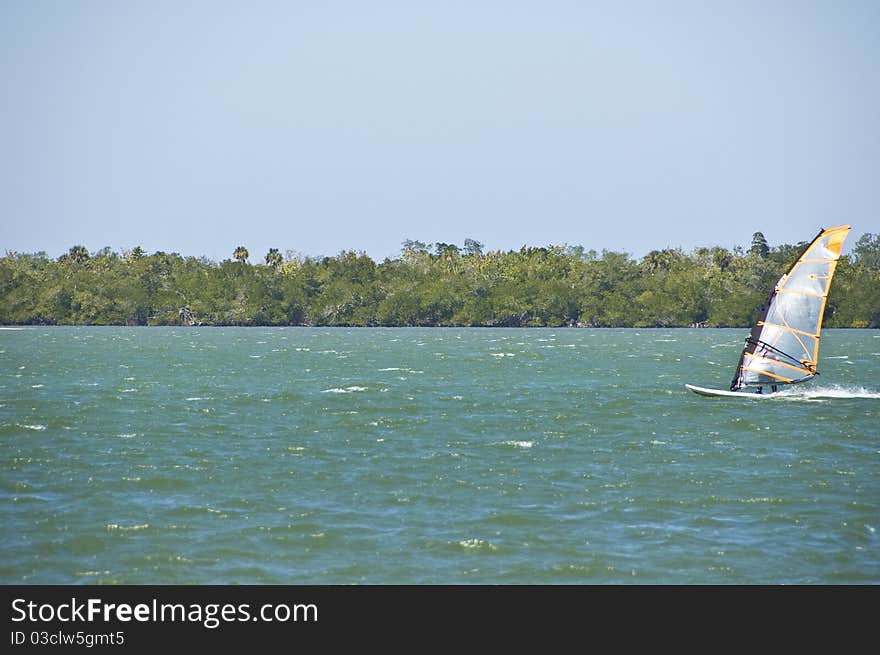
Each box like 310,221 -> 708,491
685,383 -> 776,399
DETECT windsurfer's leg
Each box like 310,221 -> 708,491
756,387 -> 762,394
771,385 -> 778,393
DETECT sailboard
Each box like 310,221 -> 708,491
684,383 -> 776,399
687,224 -> 851,398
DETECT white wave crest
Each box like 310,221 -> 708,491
106,523 -> 149,531
321,386 -> 369,393
459,538 -> 497,551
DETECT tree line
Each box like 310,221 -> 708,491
1,232 -> 879,328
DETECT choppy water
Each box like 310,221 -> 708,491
1,327 -> 878,584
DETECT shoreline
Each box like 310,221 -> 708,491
2,323 -> 876,330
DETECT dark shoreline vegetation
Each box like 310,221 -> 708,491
2,232 -> 879,328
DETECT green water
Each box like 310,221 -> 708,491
1,327 -> 878,584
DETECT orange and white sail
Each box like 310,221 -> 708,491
730,225 -> 851,391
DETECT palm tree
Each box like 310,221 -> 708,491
641,248 -> 682,273
265,248 -> 283,268
233,246 -> 249,264
749,232 -> 770,258
67,245 -> 90,265
463,238 -> 484,256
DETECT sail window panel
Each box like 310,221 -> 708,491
740,369 -> 766,385
755,322 -> 816,366
770,324 -> 817,363
742,352 -> 810,384
784,260 -> 831,296
740,365 -> 767,386
740,359 -> 800,385
763,293 -> 821,339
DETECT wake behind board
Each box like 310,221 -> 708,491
685,384 -> 776,399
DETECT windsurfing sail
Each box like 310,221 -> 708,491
730,224 -> 851,391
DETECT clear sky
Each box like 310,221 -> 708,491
2,0 -> 878,263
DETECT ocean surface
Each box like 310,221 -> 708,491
1,326 -> 878,584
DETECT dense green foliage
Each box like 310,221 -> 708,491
2,233 -> 879,327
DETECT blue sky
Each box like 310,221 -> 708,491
2,0 -> 878,263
